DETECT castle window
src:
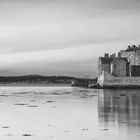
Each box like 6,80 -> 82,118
114,64 -> 117,68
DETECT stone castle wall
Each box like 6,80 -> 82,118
98,70 -> 140,88
120,50 -> 140,65
111,59 -> 127,77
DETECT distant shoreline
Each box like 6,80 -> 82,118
0,83 -> 71,87
0,75 -> 93,87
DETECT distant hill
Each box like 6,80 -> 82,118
0,75 -> 93,84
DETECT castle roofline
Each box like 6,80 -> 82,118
99,57 -> 128,64
99,57 -> 113,64
125,45 -> 140,52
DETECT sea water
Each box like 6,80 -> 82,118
0,86 -> 140,140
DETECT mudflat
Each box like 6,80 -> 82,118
0,86 -> 139,140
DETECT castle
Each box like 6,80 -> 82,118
97,45 -> 140,88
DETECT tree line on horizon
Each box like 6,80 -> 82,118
0,75 -> 93,84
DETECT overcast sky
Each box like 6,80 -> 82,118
0,0 -> 140,77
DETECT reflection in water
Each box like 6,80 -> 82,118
98,89 -> 140,132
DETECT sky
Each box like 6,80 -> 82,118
0,0 -> 140,77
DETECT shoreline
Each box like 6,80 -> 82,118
0,83 -> 71,87
90,85 -> 140,89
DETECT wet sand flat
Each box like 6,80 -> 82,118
0,86 -> 140,140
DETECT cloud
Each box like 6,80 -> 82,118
0,0 -> 140,76
0,45 -> 95,66
0,14 -> 140,54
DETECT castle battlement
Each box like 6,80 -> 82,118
125,45 -> 140,52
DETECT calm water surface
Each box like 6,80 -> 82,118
0,86 -> 140,140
